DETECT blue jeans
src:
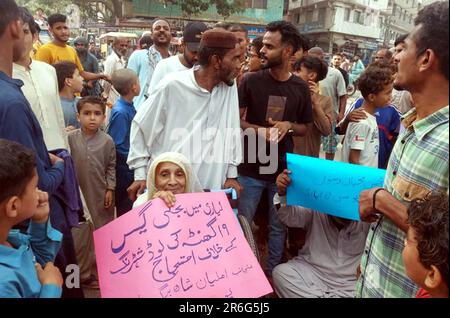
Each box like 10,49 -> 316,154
238,175 -> 286,275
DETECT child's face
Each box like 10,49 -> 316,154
247,46 -> 261,72
371,83 -> 393,108
402,227 -> 429,288
77,103 -> 105,133
294,66 -> 317,83
155,162 -> 186,195
68,69 -> 84,94
17,169 -> 39,222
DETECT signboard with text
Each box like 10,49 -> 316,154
94,192 -> 272,298
286,153 -> 386,221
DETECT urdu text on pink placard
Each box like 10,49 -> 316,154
93,191 -> 273,298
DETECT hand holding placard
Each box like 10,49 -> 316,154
94,192 -> 272,298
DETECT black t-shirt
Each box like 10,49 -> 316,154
238,69 -> 313,182
337,67 -> 349,88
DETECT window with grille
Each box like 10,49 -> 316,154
253,0 -> 267,9
353,11 -> 363,24
306,10 -> 313,23
243,0 -> 267,9
243,0 -> 253,8
344,8 -> 351,21
318,7 -> 326,24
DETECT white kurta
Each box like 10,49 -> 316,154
103,50 -> 126,114
13,61 -> 68,150
104,50 -> 126,76
147,55 -> 188,94
128,68 -> 242,190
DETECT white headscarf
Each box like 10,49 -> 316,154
134,152 -> 203,207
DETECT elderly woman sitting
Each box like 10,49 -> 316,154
133,152 -> 203,208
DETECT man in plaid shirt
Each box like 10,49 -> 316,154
355,1 -> 449,298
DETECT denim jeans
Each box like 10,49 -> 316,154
238,175 -> 286,275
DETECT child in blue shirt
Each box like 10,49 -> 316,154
53,61 -> 84,132
0,139 -> 63,298
108,69 -> 140,216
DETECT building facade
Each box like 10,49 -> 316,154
382,0 -> 421,47
124,0 -> 284,38
288,0 -> 391,64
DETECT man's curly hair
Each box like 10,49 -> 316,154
266,21 -> 309,54
356,60 -> 394,99
413,1 -> 449,80
407,192 -> 449,288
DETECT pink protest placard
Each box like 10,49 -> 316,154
93,191 -> 273,298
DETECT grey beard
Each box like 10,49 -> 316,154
76,48 -> 87,56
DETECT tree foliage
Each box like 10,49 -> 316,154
18,0 -> 247,23
17,0 -> 72,15
17,0 -> 123,23
160,0 -> 246,19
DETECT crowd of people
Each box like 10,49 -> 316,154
0,0 -> 448,299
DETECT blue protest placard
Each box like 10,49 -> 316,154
286,153 -> 386,221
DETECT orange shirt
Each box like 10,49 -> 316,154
35,42 -> 84,72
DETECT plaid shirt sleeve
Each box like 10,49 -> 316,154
356,106 -> 449,298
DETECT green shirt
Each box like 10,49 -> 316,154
356,106 -> 449,298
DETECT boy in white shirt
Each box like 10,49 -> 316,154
341,61 -> 394,168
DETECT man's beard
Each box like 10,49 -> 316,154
183,51 -> 195,68
219,68 -> 236,87
225,79 -> 234,86
114,49 -> 125,58
261,55 -> 283,70
76,48 -> 87,58
154,33 -> 169,46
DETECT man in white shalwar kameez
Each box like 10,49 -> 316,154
127,29 -> 243,201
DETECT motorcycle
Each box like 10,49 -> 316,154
346,60 -> 365,97
347,73 -> 359,97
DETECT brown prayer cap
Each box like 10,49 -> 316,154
200,29 -> 238,49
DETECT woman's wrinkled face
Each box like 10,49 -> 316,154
155,162 -> 186,194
